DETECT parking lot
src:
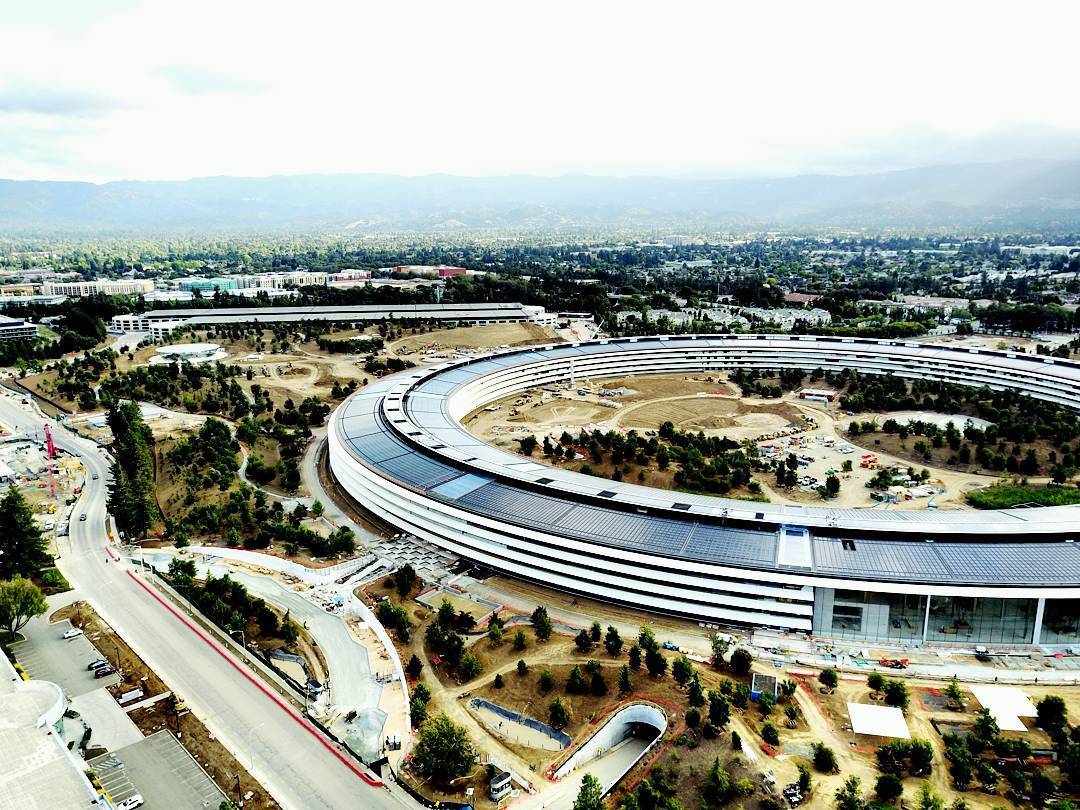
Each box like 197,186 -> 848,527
11,618 -> 120,696
90,731 -> 228,810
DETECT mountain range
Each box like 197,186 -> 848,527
1,159 -> 1078,233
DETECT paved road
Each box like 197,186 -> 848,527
0,394 -> 414,810
145,552 -> 383,713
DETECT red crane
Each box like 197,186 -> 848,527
44,424 -> 56,499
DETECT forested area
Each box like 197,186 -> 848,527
106,401 -> 157,540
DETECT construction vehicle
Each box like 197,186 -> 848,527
879,657 -> 909,669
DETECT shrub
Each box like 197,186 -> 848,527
762,722 -> 779,745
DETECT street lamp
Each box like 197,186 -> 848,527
229,627 -> 246,651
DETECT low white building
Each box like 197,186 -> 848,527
42,279 -> 154,297
149,342 -> 228,365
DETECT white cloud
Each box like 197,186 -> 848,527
2,0 -> 1078,181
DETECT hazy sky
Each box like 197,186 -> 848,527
3,0 -> 1079,182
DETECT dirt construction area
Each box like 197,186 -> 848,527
466,371 -> 1003,510
388,321 -> 558,358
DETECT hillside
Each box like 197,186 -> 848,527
1,159 -> 1078,232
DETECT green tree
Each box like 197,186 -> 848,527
513,628 -> 527,651
517,659 -> 528,677
411,714 -> 475,784
813,742 -> 837,773
393,564 -> 416,597
709,633 -> 729,668
883,679 -> 909,710
875,773 -> 902,803
538,669 -> 554,692
867,672 -> 885,693
915,783 -> 944,810
686,707 -> 701,728
604,625 -> 623,657
730,648 -> 752,676
0,486 -> 50,579
0,576 -> 48,638
1036,695 -> 1068,735
702,757 -> 731,807
797,763 -> 812,794
618,664 -> 632,694
566,665 -> 587,694
709,693 -> 730,729
573,773 -> 604,810
944,676 -> 964,708
488,624 -> 503,645
819,668 -> 839,689
575,628 -> 593,652
460,653 -> 482,681
106,401 -> 157,540
834,775 -> 865,810
672,655 -> 694,686
762,722 -> 779,745
531,605 -> 553,641
549,697 -> 570,730
590,621 -> 602,642
628,644 -> 642,671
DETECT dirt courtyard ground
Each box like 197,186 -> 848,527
389,322 -> 559,359
466,371 -> 1002,510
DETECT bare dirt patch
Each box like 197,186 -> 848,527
390,322 -> 558,356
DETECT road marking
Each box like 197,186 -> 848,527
122,567 -> 383,788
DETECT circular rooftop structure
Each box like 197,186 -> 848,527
329,334 -> 1080,646
150,342 -> 227,365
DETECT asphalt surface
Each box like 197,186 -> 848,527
91,731 -> 229,810
0,394 -> 413,810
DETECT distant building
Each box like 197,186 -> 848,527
797,387 -> 837,402
391,265 -> 466,278
328,269 -> 372,284
112,302 -> 557,338
41,279 -> 154,297
178,277 -> 238,292
0,315 -> 38,342
149,342 -> 228,365
783,292 -> 821,305
0,294 -> 67,308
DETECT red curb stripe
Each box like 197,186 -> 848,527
123,567 -> 383,787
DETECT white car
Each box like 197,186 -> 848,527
117,795 -> 144,810
62,628 -> 83,639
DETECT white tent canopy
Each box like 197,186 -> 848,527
847,703 -> 910,739
971,685 -> 1036,733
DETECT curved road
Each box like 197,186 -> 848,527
0,393 -> 413,810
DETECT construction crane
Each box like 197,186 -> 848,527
44,424 -> 56,499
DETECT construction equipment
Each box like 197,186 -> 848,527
44,424 -> 56,499
879,657 -> 909,669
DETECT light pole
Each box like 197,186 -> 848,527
229,627 -> 246,651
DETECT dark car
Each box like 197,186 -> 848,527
86,659 -> 109,671
94,665 -> 116,678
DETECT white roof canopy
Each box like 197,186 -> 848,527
848,703 -> 910,739
971,685 -> 1036,733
